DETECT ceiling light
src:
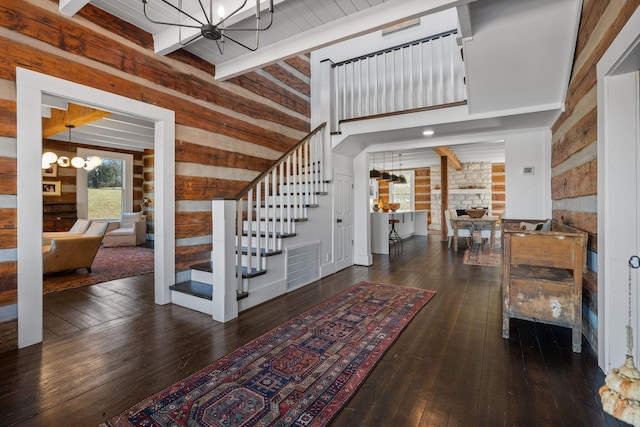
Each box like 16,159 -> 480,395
422,130 -> 435,136
142,0 -> 275,55
42,124 -> 101,170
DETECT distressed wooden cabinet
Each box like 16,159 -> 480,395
501,219 -> 587,352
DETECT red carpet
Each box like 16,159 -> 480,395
44,245 -> 154,294
462,241 -> 501,267
102,281 -> 436,427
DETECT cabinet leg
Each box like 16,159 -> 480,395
572,328 -> 582,353
502,315 -> 510,339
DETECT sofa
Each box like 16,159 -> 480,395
102,212 -> 146,247
43,221 -> 108,274
42,218 -> 91,245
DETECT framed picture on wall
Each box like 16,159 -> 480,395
42,181 -> 61,196
42,163 -> 57,177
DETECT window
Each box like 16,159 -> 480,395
391,171 -> 413,211
76,148 -> 133,220
87,158 -> 124,220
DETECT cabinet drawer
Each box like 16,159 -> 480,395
508,278 -> 576,324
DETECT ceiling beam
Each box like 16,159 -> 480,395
215,0 -> 476,80
59,0 -> 90,16
433,146 -> 462,170
456,4 -> 473,43
42,104 -> 111,138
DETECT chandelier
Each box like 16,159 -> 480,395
41,124 -> 102,171
142,0 -> 274,54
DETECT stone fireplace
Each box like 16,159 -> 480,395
430,161 -> 492,230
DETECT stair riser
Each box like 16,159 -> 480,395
241,235 -> 281,250
171,291 -> 212,315
243,221 -> 296,234
262,195 -> 315,205
255,207 -> 308,218
191,269 -> 213,284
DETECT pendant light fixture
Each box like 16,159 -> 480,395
41,124 -> 102,170
141,0 -> 274,55
369,152 -> 381,180
380,152 -> 392,181
391,152 -> 400,182
398,153 -> 407,184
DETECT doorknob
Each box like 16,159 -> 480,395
337,218 -> 342,223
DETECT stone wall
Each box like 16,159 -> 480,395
430,162 -> 492,230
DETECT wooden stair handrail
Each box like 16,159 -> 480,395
233,122 -> 327,201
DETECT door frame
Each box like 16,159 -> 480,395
16,68 -> 175,348
597,7 -> 640,371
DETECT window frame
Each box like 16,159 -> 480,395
390,171 -> 414,211
76,147 -> 134,220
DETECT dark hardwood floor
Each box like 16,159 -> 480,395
0,235 -> 626,426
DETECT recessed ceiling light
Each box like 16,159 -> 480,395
422,130 -> 434,136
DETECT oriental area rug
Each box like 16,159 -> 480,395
462,241 -> 501,267
102,281 -> 436,427
44,245 -> 154,294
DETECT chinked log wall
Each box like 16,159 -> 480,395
549,0 -> 640,351
0,0 -> 311,341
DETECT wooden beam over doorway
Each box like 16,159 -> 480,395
42,103 -> 111,138
433,146 -> 462,171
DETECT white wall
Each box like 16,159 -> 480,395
504,129 -> 552,219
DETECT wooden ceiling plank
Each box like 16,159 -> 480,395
433,146 -> 462,170
42,104 -> 111,138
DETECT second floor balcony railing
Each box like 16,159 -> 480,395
332,30 -> 466,124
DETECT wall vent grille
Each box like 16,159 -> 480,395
286,241 -> 320,291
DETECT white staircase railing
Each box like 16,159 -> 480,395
331,30 -> 466,123
211,123 -> 327,321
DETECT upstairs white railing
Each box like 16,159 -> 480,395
331,30 -> 466,123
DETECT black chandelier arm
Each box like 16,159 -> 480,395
178,32 -> 203,47
219,11 -> 273,33
142,0 -> 206,28
221,33 -> 260,52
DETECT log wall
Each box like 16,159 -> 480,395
550,0 -> 640,351
0,0 -> 311,319
414,168 -> 431,226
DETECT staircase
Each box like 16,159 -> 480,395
170,123 -> 329,321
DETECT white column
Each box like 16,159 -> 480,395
211,200 -> 239,322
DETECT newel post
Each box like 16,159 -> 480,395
211,199 -> 239,322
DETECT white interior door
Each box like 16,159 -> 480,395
597,7 -> 640,370
335,172 -> 353,271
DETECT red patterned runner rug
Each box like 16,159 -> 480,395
44,246 -> 154,293
462,241 -> 501,267
102,281 -> 436,427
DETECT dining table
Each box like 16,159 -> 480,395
450,214 -> 500,251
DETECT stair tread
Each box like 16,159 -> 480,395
189,262 -> 266,278
258,204 -> 319,208
243,231 -> 297,238
170,281 -> 212,300
242,266 -> 267,278
240,246 -> 282,256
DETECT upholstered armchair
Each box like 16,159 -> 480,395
42,218 -> 91,245
42,221 -> 108,274
102,212 -> 146,247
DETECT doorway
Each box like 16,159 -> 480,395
597,7 -> 640,371
16,69 -> 176,348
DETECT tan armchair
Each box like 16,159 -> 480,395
42,218 -> 91,245
42,222 -> 108,274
